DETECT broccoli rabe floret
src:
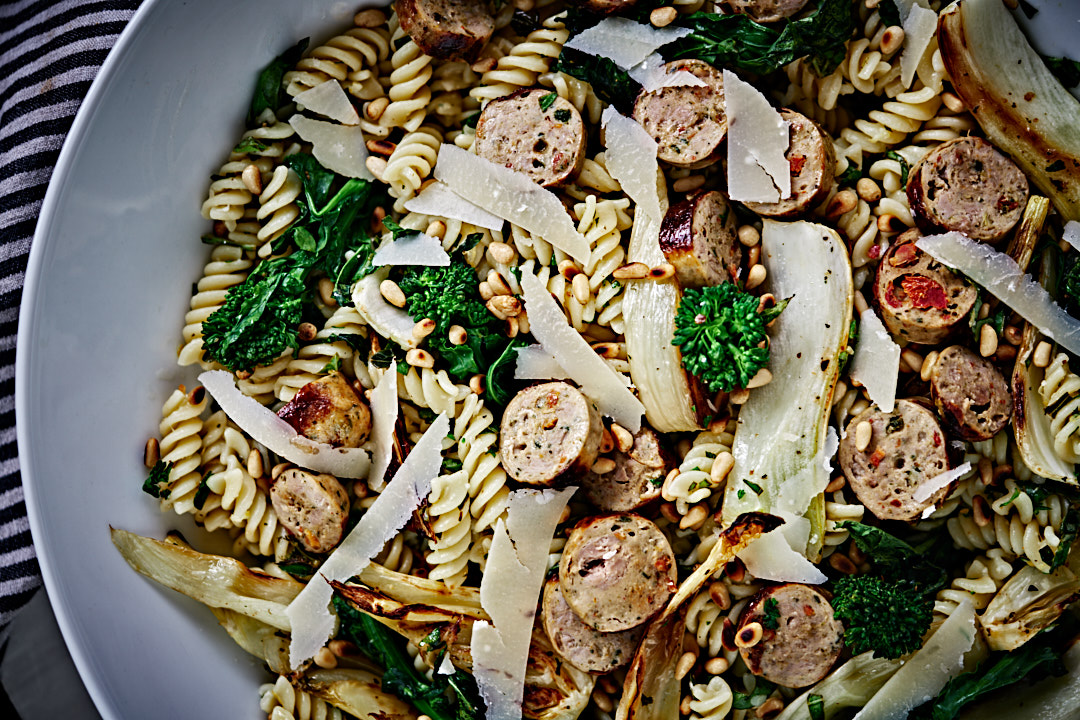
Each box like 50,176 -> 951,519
831,575 -> 933,660
672,283 -> 787,393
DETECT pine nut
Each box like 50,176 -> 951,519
600,675 -> 619,696
1003,324 -> 1022,346
897,227 -> 921,245
649,263 -> 676,280
188,386 -> 205,405
738,225 -> 761,247
673,175 -> 705,193
709,581 -> 732,610
241,164 -> 262,195
318,277 -> 337,307
880,26 -> 905,55
710,451 -> 735,486
425,220 -> 446,239
591,689 -> 614,714
488,294 -> 522,318
380,279 -> 406,307
680,503 -> 709,531
314,646 -> 338,669
826,189 -> 858,219
366,139 -> 396,156
478,281 -> 494,300
599,429 -> 615,454
469,374 -> 485,395
994,345 -> 1016,362
328,639 -> 356,657
675,651 -> 697,680
746,368 -> 772,389
854,290 -> 869,315
973,495 -> 991,527
592,342 -> 620,358
487,269 -> 513,296
488,241 -> 516,266
505,316 -> 519,338
354,8 -> 387,27
745,264 -> 767,290
725,558 -> 746,582
854,420 -> 873,452
941,91 -> 965,113
144,438 -> 160,468
730,388 -> 751,405
448,325 -> 468,346
365,156 -> 387,181
877,213 -> 904,233
611,423 -> 634,453
592,457 -> 617,474
756,698 -> 785,719
735,622 -> 764,648
572,273 -> 591,304
1034,341 -> 1053,368
660,501 -> 680,524
856,177 -> 881,203
650,6 -> 678,27
705,656 -> 730,675
412,318 -> 436,340
471,57 -> 497,73
829,553 -> 857,574
979,324 -> 999,357
613,262 -> 649,280
900,348 -> 923,374
247,449 -> 263,479
825,475 -> 846,492
920,350 -> 939,382
406,348 -> 434,368
557,259 -> 580,279
517,310 -> 530,334
297,322 -> 317,342
748,245 -> 761,266
978,456 -> 993,486
365,97 -> 389,121
271,462 -> 289,481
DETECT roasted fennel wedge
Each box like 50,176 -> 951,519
720,220 -> 853,560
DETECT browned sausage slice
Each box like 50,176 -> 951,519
500,382 -> 603,486
394,0 -> 494,62
737,584 -> 844,688
873,240 -> 977,345
728,0 -> 811,23
744,109 -> 836,218
930,345 -> 1012,441
559,514 -> 676,632
633,59 -> 727,169
838,400 -> 951,522
277,372 -> 372,448
580,426 -> 671,512
474,89 -> 587,188
541,576 -> 643,673
907,136 -> 1029,243
659,190 -> 742,288
581,0 -> 639,14
270,468 -> 350,554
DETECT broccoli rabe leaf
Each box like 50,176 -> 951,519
142,460 -> 172,499
673,284 -> 786,393
552,49 -> 642,115
832,575 -> 933,659
1043,56 -> 1080,89
248,38 -> 309,126
486,337 -> 530,407
839,521 -> 949,595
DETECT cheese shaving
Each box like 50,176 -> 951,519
433,144 -> 589,263
737,525 -> 828,584
521,271 -> 644,431
199,370 -> 371,478
601,106 -> 661,221
913,462 -> 971,503
286,412 -> 449,668
723,70 -> 791,203
292,81 -> 360,125
403,181 -> 505,232
900,4 -> 938,88
849,308 -> 901,413
514,344 -> 570,380
473,487 -> 576,720
916,232 -> 1080,356
1064,220 -> 1080,252
372,231 -> 449,267
352,268 -> 419,350
628,52 -> 707,92
367,368 -> 398,493
562,17 -> 691,70
288,115 -> 372,180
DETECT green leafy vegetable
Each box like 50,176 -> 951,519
233,137 -> 269,155
552,49 -> 642,115
193,473 -> 212,510
248,38 -> 309,126
554,108 -> 572,122
673,284 -> 788,393
732,679 -> 776,709
762,597 -> 780,630
807,693 -> 826,720
539,91 -> 558,111
486,337 -> 529,407
1042,56 -> 1080,89
832,575 -> 933,659
839,521 -> 949,594
837,163 -> 864,186
1043,503 -> 1080,570
885,150 -> 910,186
142,460 -> 172,499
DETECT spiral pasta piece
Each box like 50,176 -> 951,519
259,675 -> 343,720
257,166 -> 302,244
275,306 -> 367,402
933,549 -> 1013,620
834,85 -> 943,168
284,25 -> 391,101
379,23 -> 434,132
398,366 -> 470,416
178,245 -> 254,368
1038,353 -> 1080,464
383,125 -> 442,213
469,16 -> 568,106
156,388 -> 210,515
688,676 -> 735,720
662,423 -> 736,515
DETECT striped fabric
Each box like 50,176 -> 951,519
0,0 -> 141,625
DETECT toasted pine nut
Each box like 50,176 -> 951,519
247,449 -> 263,479
1034,341 -> 1053,368
144,438 -> 160,468
992,463 -> 1013,483
680,695 -> 694,717
746,368 -> 772,389
829,553 -> 858,574
680,503 -> 709,531
488,241 -> 516,266
1003,324 -> 1022,346
592,342 -> 620,359
854,420 -> 873,453
599,429 -> 615,454
973,495 -> 991,527
827,189 -> 858,219
487,269 -> 512,296
756,698 -> 785,719
488,294 -> 522,318
900,348 -> 922,374
649,263 -> 676,280
471,56 -> 497,73
730,387 -> 751,405
735,622 -> 764,648
318,277 -> 337,307
726,558 -> 746,582
380,279 -> 406,308
365,97 -> 389,121
448,325 -> 468,346
600,675 -> 619,696
271,462 -> 289,481
592,457 -> 617,474
825,475 -> 846,493
478,281 -> 494,301
660,501 -> 680,524
328,640 -> 356,657
979,324 -> 999,357
748,244 -> 761,267
572,273 -> 591,304
354,8 -> 387,27
469,374 -> 485,395
745,264 -> 767,290
710,451 -> 735,486
709,581 -> 732,610
978,456 -> 993,486
425,220 -> 446,239
406,348 -> 434,368
607,425 -> 632,455
314,646 -> 338,669
591,689 -> 614,714
505,316 -> 520,338
994,345 -> 1017,362
613,262 -> 650,280
941,91 -> 965,113
673,175 -> 705,193
738,224 -> 761,247
366,139 -> 396,156
856,177 -> 881,203
705,656 -> 730,675
298,322 -> 317,342
241,164 -> 263,195
412,318 -> 436,340
877,213 -> 904,233
920,350 -> 940,382
517,310 -> 530,334
650,6 -> 678,27
854,290 -> 869,315
365,156 -> 387,181
880,25 -> 905,55
675,650 -> 697,680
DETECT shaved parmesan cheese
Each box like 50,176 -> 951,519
367,369 -> 398,492
854,599 -> 976,720
737,527 -> 828,584
293,81 -> 360,125
352,268 -> 419,350
287,412 -> 449,668
821,426 -> 839,476
849,308 -> 900,413
437,653 -> 455,676
199,371 -> 371,479
372,232 -> 449,267
1064,221 -> 1080,252
288,115 -> 372,180
403,181 -> 505,232
602,107 -> 661,221
514,344 -> 570,380
900,4 -> 938,88
473,487 -> 576,720
563,17 -> 691,70
723,70 -> 790,203
521,272 -> 644,431
917,232 -> 1080,356
914,462 -> 971,503
628,52 -> 707,92
433,144 -> 589,263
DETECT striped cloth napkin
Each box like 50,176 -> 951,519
0,0 -> 141,625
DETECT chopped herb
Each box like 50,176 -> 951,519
886,415 -> 905,433
371,345 -> 402,369
732,679 -> 776,710
462,111 -> 481,129
539,91 -> 558,111
737,489 -> 746,499
808,694 -> 826,720
142,460 -> 172,499
762,597 -> 780,630
837,163 -> 864,186
320,355 -> 342,374
744,480 -> 764,495
233,137 -> 269,155
553,49 -> 642,115
885,150 -> 910,186
554,108 -> 572,122
193,473 -> 213,510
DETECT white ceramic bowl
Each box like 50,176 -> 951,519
15,0 -> 1080,719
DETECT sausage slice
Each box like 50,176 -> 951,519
581,0 -> 639,13
541,577 -> 643,674
737,584 -> 844,688
277,372 -> 372,448
559,514 -> 676,632
474,89 -> 586,188
744,110 -> 836,218
838,400 -> 951,522
394,0 -> 494,62
873,240 -> 977,345
930,345 -> 1012,441
659,190 -> 742,289
907,136 -> 1029,243
633,59 -> 727,169
579,427 -> 671,512
270,468 -> 350,554
500,382 -> 603,486
728,0 -> 811,23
